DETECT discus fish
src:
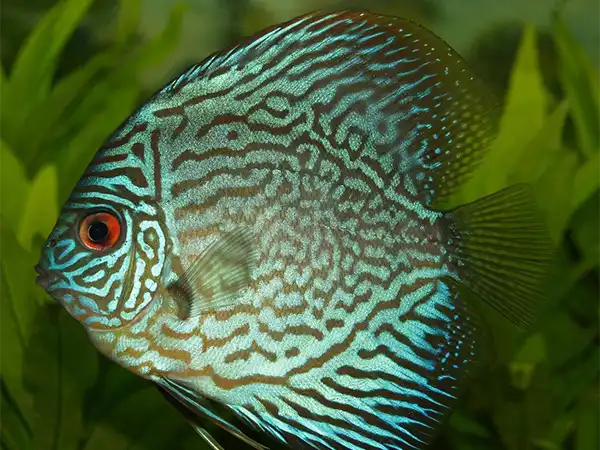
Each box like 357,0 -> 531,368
35,10 -> 554,450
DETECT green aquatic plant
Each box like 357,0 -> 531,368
0,1 -> 597,450
438,11 -> 599,450
0,1 -> 197,449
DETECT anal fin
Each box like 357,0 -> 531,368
155,377 -> 268,450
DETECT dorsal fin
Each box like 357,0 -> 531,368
157,10 -> 501,208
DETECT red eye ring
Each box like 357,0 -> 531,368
79,212 -> 121,251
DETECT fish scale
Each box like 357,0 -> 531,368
36,10 -> 555,450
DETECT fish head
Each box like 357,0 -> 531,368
35,122 -> 172,331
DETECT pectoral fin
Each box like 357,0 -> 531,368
168,227 -> 259,319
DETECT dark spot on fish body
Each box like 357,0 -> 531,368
102,123 -> 148,151
169,116 -> 188,140
184,85 -> 236,108
325,319 -> 344,332
227,129 -> 238,140
148,129 -> 163,202
131,142 -> 145,162
312,306 -> 324,321
194,113 -> 245,140
153,105 -> 185,118
335,289 -> 372,314
206,64 -> 233,81
377,118 -> 389,135
320,108 -> 350,154
224,345 -> 268,364
94,153 -> 129,165
261,103 -> 290,120
284,347 -> 300,358
91,166 -> 148,189
256,398 -> 279,418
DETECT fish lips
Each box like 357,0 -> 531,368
34,264 -> 53,291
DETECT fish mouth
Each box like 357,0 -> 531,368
34,264 -> 60,293
34,264 -> 51,290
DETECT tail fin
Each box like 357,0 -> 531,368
443,184 -> 556,329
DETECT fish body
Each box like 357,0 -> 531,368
36,10 -> 553,450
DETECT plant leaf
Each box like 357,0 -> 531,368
575,390 -> 599,450
0,260 -> 35,435
534,150 -> 579,241
114,0 -> 141,47
461,24 -> 549,201
16,165 -> 58,252
241,1 -> 277,37
0,383 -> 32,450
448,410 -> 490,438
0,278 -> 28,407
0,140 -> 31,231
509,100 -> 570,185
84,364 -> 147,424
123,2 -> 188,72
542,311 -> 597,369
554,347 -> 599,413
509,333 -> 547,389
0,64 -> 13,144
0,229 -> 42,351
47,76 -> 139,160
21,51 -> 118,163
7,0 -> 94,143
55,5 -> 186,149
532,413 -> 574,449
0,64 -> 7,87
570,191 -> 600,266
571,152 -> 600,213
83,387 -> 191,450
23,306 -> 99,450
552,13 -> 600,159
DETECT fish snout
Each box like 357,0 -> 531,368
34,264 -> 52,290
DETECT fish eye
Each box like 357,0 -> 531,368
79,212 -> 121,251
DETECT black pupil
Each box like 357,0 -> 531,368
88,221 -> 109,243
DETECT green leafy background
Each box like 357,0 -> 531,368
1,1 -> 598,449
